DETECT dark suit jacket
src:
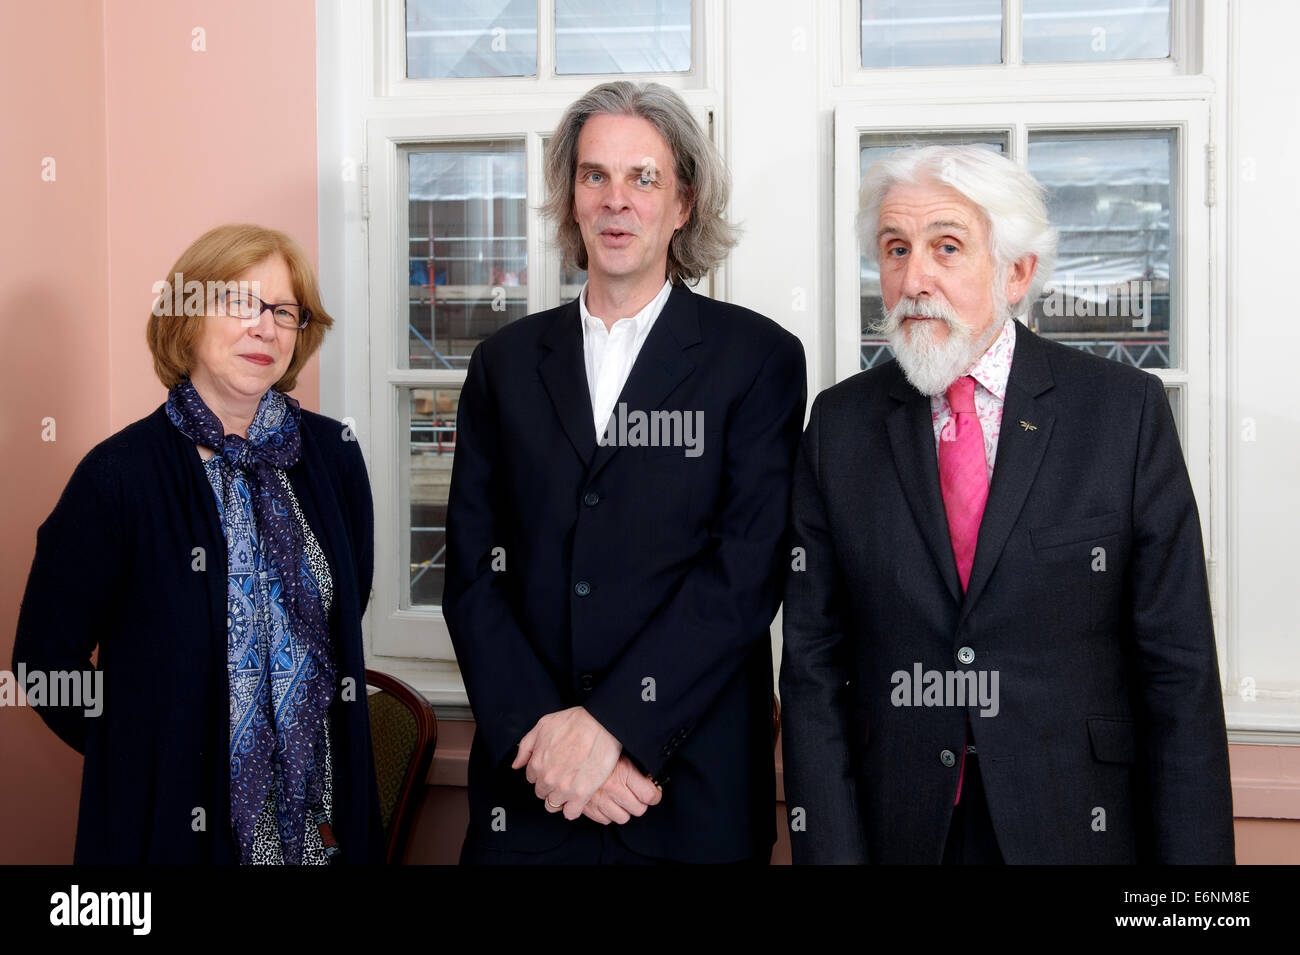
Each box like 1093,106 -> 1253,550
13,404 -> 385,864
779,321 -> 1234,864
443,282 -> 806,863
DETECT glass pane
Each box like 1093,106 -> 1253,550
1164,386 -> 1183,448
406,0 -> 537,78
858,132 -> 1010,370
1023,0 -> 1170,63
561,265 -> 586,304
406,142 -> 528,369
556,0 -> 691,74
542,135 -> 589,304
1028,130 -> 1176,370
407,386 -> 460,608
861,0 -> 1002,69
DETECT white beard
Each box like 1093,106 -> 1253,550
874,288 -> 1008,397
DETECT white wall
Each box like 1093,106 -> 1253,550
1224,0 -> 1300,732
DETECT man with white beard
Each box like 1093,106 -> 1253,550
779,145 -> 1233,865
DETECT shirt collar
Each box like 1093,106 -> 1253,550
965,316 -> 1017,401
578,278 -> 673,333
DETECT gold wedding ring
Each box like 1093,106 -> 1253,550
546,797 -> 563,809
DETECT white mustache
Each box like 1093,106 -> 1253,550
886,295 -> 961,326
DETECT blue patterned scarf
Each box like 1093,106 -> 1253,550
166,380 -> 335,864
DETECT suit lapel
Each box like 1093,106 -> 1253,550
587,283 -> 701,483
958,322 -> 1055,624
886,378 -> 963,604
538,300 -> 598,469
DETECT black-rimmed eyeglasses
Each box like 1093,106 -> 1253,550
220,289 -> 311,330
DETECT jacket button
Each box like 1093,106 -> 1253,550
957,646 -> 975,665
583,490 -> 600,506
579,673 -> 594,691
574,581 -> 591,597
940,749 -> 957,768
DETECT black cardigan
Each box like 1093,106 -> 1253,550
13,403 -> 385,864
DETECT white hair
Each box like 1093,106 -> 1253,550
857,145 -> 1059,317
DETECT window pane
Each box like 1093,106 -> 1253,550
555,0 -> 691,75
406,0 -> 537,78
1023,0 -> 1170,63
406,142 -> 528,370
539,134 -> 589,304
859,132 -> 1009,370
1028,130 -> 1176,369
861,0 -> 1002,69
561,265 -> 586,304
1164,386 -> 1183,447
407,386 -> 460,608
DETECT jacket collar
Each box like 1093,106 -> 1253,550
539,282 -> 701,473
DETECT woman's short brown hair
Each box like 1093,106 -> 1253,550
145,224 -> 334,392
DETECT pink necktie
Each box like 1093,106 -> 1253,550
939,376 -> 988,592
938,376 -> 987,805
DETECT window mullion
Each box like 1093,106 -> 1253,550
536,0 -> 555,80
526,130 -> 551,313
1004,0 -> 1024,67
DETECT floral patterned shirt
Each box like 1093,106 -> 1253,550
930,317 -> 1017,483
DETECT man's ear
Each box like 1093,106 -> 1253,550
1004,254 -> 1038,306
676,188 -> 694,230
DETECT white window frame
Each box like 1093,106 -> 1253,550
378,0 -> 719,97
839,0 -> 1198,87
366,110 -> 564,666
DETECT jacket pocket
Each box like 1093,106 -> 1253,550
1030,511 -> 1125,551
1087,716 -> 1136,764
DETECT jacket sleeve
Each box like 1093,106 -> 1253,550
442,343 -> 567,768
581,333 -> 807,781
777,393 -> 870,864
1128,373 -> 1235,863
12,451 -> 125,755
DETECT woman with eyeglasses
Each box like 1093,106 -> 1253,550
13,224 -> 384,864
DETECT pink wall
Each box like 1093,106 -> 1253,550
0,0 -> 320,863
104,0 -> 321,429
0,0 -> 112,867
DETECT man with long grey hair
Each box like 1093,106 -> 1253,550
444,81 -> 806,863
780,145 -> 1233,864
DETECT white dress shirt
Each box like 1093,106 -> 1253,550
579,279 -> 674,439
929,316 -> 1017,483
